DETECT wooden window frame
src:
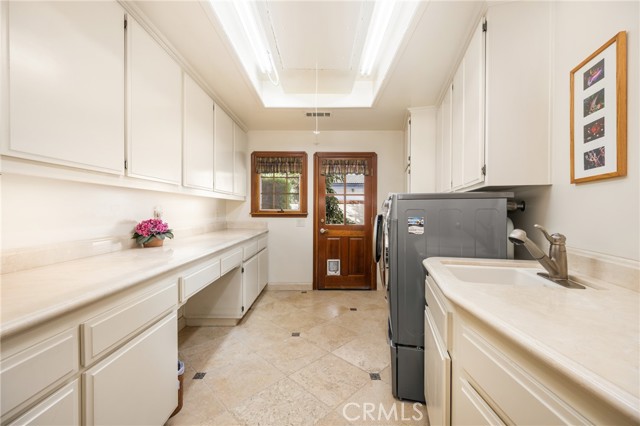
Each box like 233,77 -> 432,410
251,151 -> 308,217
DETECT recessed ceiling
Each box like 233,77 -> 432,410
129,1 -> 485,131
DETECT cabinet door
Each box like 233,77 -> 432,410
450,68 -> 464,190
462,21 -> 485,188
183,74 -> 214,190
424,309 -> 451,426
438,87 -> 453,192
213,105 -> 234,193
258,248 -> 269,291
233,123 -> 248,197
6,2 -> 124,174
242,255 -> 259,311
7,380 -> 80,426
83,313 -> 177,426
127,17 -> 182,184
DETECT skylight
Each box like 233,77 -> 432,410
208,0 -> 420,109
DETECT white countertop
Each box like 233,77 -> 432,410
424,257 -> 640,423
0,229 -> 267,339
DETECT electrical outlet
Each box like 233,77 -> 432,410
153,206 -> 163,219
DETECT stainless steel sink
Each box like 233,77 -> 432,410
445,264 -> 586,289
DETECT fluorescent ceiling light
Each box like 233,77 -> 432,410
359,1 -> 396,76
208,0 -> 421,108
210,0 -> 279,85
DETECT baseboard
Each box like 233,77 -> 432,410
185,317 -> 240,326
266,282 -> 313,291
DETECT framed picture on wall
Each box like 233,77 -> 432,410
570,31 -> 627,184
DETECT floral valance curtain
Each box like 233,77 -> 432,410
255,156 -> 304,174
320,159 -> 370,176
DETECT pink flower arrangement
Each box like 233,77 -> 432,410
132,218 -> 174,245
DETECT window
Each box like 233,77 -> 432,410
251,151 -> 308,217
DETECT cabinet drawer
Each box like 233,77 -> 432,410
81,280 -> 177,365
460,325 -> 589,425
455,378 -> 505,426
243,240 -> 259,261
426,275 -> 452,349
257,235 -> 267,251
221,249 -> 242,275
7,380 -> 80,426
1,328 -> 78,417
180,258 -> 220,302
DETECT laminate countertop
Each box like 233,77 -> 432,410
0,229 -> 267,339
423,257 -> 640,423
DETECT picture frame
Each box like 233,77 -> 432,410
570,31 -> 627,184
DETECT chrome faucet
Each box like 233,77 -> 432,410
509,224 -> 568,280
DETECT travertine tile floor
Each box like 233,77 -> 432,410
166,289 -> 429,426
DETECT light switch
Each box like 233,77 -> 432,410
296,219 -> 305,227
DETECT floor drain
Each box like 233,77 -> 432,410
369,373 -> 381,380
193,372 -> 206,380
292,332 -> 301,337
350,307 -> 357,311
301,291 -> 307,293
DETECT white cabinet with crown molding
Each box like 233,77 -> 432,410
437,1 -> 551,192
126,15 -> 183,185
405,107 -> 437,193
233,123 -> 248,197
213,104 -> 235,194
183,73 -> 215,191
3,1 -> 125,174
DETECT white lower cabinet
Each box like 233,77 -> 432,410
83,312 -> 177,426
455,322 -> 589,426
258,247 -> 269,292
184,237 -> 268,325
0,328 -> 78,420
454,378 -> 504,426
7,380 -> 80,426
424,308 -> 451,426
426,273 -> 628,426
242,254 -> 260,310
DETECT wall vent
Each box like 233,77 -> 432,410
305,112 -> 331,118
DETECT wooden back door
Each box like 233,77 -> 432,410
313,152 -> 377,290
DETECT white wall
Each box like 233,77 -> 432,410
511,1 -> 639,262
226,130 -> 405,285
1,174 -> 226,250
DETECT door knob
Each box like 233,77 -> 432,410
319,228 -> 327,234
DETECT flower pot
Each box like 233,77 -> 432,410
143,237 -> 164,248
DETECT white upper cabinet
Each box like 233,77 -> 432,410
233,123 -> 248,197
213,104 -> 235,194
450,65 -> 465,190
438,2 -> 551,192
406,107 -> 437,193
126,16 -> 182,185
436,86 -> 453,193
451,19 -> 485,191
5,1 -> 125,174
483,1 -> 550,188
461,21 -> 485,189
183,73 -> 214,191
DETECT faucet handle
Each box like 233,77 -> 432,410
534,224 -> 566,245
